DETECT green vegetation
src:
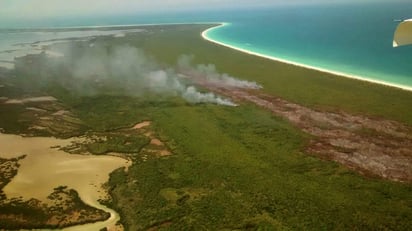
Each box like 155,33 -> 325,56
104,99 -> 412,230
64,131 -> 151,155
0,80 -> 31,134
85,133 -> 149,154
0,25 -> 411,230
134,24 -> 412,126
0,156 -> 24,200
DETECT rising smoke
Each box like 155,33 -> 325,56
50,44 -> 260,106
182,86 -> 237,106
177,54 -> 262,89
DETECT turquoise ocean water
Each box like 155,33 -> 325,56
1,2 -> 412,88
204,2 -> 412,88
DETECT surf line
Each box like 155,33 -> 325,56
201,23 -> 412,92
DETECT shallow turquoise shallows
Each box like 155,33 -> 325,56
204,2 -> 412,88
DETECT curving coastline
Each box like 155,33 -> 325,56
202,23 -> 412,92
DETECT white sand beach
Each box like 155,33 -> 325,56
202,23 -> 412,92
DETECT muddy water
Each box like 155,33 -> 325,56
0,133 -> 131,230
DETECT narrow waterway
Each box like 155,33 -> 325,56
0,133 -> 130,230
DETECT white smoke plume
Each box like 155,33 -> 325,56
52,44 -> 237,106
177,54 -> 262,89
182,86 -> 237,106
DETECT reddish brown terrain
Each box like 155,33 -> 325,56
187,72 -> 412,183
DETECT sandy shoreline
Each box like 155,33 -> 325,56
0,133 -> 130,230
1,22 -> 219,31
202,23 -> 412,92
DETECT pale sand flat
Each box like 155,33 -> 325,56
133,121 -> 151,129
150,138 -> 163,146
0,133 -> 130,230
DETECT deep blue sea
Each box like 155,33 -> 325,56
1,2 -> 412,88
